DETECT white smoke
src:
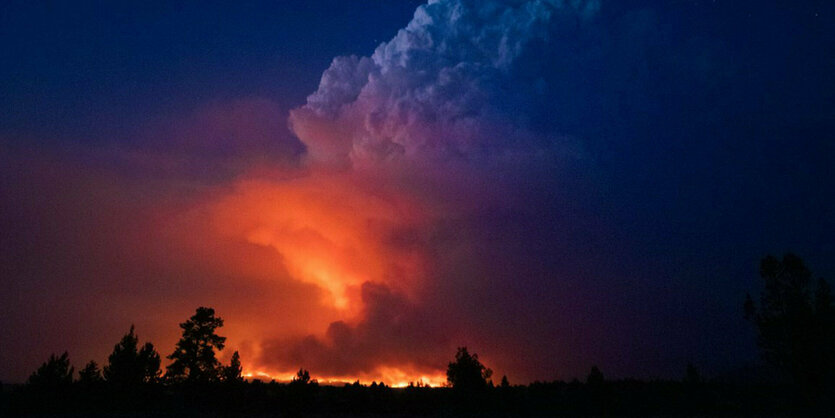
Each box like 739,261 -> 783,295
290,0 -> 599,167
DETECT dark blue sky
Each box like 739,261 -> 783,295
1,0 -> 833,383
1,0 -> 423,143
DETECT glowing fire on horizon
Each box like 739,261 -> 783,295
206,173 -> 446,385
241,367 -> 448,388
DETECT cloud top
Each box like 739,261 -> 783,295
291,0 -> 599,166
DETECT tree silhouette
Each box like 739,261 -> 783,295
28,352 -> 73,387
78,360 -> 103,384
290,368 -> 315,386
744,253 -> 835,389
684,363 -> 702,385
446,347 -> 492,392
285,368 -> 318,415
103,325 -> 161,386
221,350 -> 243,383
586,365 -> 604,386
166,307 -> 226,383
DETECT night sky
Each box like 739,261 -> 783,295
2,0 -> 834,385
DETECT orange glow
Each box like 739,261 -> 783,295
367,366 -> 448,388
211,172 -> 430,313
204,170 -> 443,378
241,366 -> 447,388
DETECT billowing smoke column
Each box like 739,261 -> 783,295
290,0 -> 599,167
235,0 -> 607,382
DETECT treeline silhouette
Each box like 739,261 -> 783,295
2,253 -> 835,416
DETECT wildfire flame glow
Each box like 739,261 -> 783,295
241,367 -> 447,388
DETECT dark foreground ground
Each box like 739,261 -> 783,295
3,379 -> 834,417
